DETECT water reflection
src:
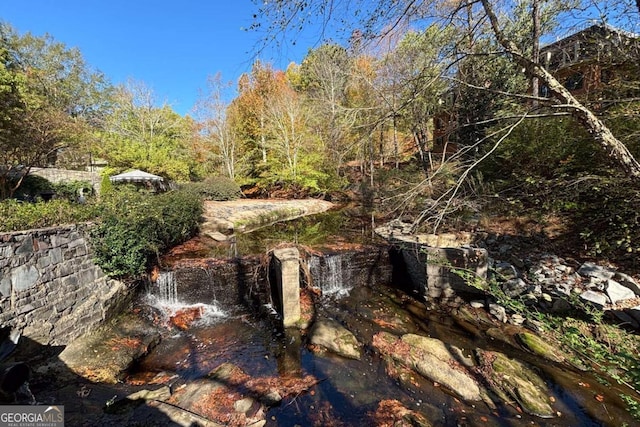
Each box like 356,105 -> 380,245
170,208 -> 385,261
144,207 -> 631,426
130,279 -> 617,426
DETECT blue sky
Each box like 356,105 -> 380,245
2,1 -> 322,116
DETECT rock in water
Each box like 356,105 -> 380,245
309,318 -> 362,360
373,332 -> 482,402
475,349 -> 556,418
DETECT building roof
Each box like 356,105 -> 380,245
542,23 -> 639,50
109,169 -> 164,183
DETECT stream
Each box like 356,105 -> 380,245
124,209 -> 634,426
18,208 -> 637,426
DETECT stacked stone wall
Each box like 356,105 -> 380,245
30,167 -> 101,193
0,224 -> 131,345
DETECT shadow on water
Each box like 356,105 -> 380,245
127,276 -> 626,426
14,208 -> 635,425
1,332 -> 189,426
130,208 -> 640,426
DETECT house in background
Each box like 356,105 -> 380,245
429,24 -> 639,156
540,24 -> 640,100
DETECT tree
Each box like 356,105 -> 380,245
230,61 -> 282,167
252,0 -> 640,178
298,44 -> 354,171
344,52 -> 381,183
99,79 -> 195,181
264,70 -> 310,183
192,73 -> 242,179
479,0 -> 640,177
383,26 -> 452,167
0,23 -> 110,198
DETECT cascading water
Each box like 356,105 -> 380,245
308,254 -> 352,298
156,271 -> 178,305
149,270 -> 227,325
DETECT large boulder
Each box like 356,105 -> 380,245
373,332 -> 482,402
309,318 -> 362,360
57,314 -> 160,384
475,349 -> 556,418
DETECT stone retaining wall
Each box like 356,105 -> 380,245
0,224 -> 132,345
31,167 -> 101,193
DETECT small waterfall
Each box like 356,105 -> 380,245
156,271 -> 178,305
308,254 -> 352,298
149,270 -> 227,325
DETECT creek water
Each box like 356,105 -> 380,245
130,209 -> 632,426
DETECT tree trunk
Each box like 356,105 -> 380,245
531,0 -> 540,104
480,0 -> 640,178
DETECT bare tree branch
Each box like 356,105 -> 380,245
479,0 -> 640,178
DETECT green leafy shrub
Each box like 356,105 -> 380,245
574,177 -> 640,263
90,187 -> 203,278
481,117 -> 606,181
0,199 -> 98,232
51,180 -> 94,202
181,176 -> 242,201
12,175 -> 54,201
99,168 -> 115,195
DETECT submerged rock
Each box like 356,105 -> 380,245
169,378 -> 265,427
451,305 -> 497,337
373,332 -> 482,402
370,399 -> 433,427
169,306 -> 205,330
208,362 -> 318,407
309,318 -> 362,360
475,349 -> 555,418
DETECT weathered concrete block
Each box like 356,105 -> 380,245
50,234 -> 69,248
68,236 -> 85,249
62,275 -> 78,289
37,255 -> 52,269
54,297 -> 75,313
272,247 -> 301,328
50,247 -> 63,264
78,268 -> 96,285
397,242 -> 488,302
17,302 -> 38,315
0,245 -> 13,258
75,244 -> 87,257
0,275 -> 10,297
57,263 -> 74,278
424,246 -> 488,298
35,238 -> 49,252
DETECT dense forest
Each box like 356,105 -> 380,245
1,0 -> 639,266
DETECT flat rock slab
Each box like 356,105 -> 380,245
57,313 -> 160,384
202,199 -> 335,234
373,331 -> 482,402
